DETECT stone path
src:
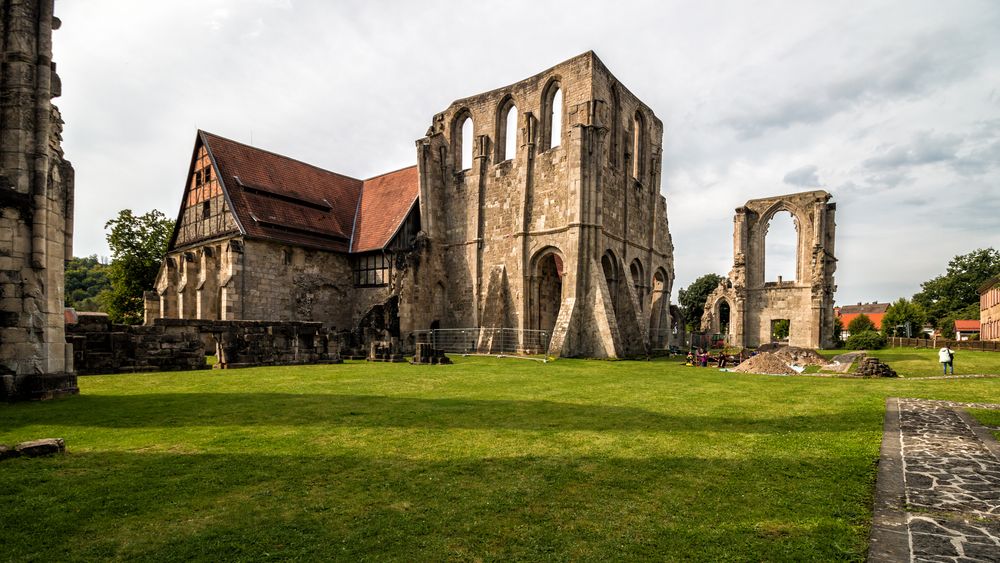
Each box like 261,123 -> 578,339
870,398 -> 1000,562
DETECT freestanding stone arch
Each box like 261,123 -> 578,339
702,190 -> 836,349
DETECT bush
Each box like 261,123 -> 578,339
846,330 -> 886,350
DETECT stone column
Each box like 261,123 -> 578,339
0,0 -> 77,400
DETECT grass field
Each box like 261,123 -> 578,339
818,346 -> 1000,377
1,353 -> 998,561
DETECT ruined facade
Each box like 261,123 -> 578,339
149,52 -> 675,358
0,0 -> 76,399
701,190 -> 837,349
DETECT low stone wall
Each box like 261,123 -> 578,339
66,315 -> 342,375
67,313 -> 207,375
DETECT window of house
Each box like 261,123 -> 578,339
202,200 -> 211,220
352,253 -> 390,287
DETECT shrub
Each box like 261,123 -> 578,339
846,330 -> 886,350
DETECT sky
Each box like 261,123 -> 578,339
55,0 -> 1000,305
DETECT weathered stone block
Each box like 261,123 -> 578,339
14,438 -> 65,457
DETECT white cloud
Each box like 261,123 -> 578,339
53,0 -> 1000,305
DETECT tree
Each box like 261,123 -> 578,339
846,330 -> 886,350
846,313 -> 876,335
913,248 -> 1000,328
772,319 -> 790,340
677,273 -> 724,331
880,298 -> 926,337
101,209 -> 174,324
65,255 -> 110,312
832,316 -> 844,348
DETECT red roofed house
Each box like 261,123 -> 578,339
834,302 -> 890,338
954,320 -> 980,341
147,52 -> 676,358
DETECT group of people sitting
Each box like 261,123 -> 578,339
685,348 -> 741,368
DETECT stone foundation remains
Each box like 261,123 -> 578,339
66,315 -> 341,375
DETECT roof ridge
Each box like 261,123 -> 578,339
199,130 -> 363,184
363,164 -> 418,182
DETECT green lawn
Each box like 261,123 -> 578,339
1,355 -> 998,561
818,347 -> 1000,377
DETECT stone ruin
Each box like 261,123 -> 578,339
0,1 -> 76,401
854,357 -> 897,378
701,190 -> 837,349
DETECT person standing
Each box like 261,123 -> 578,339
938,345 -> 955,375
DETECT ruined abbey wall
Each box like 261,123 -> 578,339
0,0 -> 76,400
702,190 -> 837,349
416,52 -> 675,357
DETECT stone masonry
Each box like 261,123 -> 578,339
701,190 -> 837,349
0,0 -> 76,400
417,51 -> 675,357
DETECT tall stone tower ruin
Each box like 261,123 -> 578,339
0,0 -> 76,400
417,52 -> 675,357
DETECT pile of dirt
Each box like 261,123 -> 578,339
771,346 -> 829,366
731,352 -> 796,375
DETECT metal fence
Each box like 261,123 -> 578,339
888,337 -> 1000,352
413,328 -> 551,358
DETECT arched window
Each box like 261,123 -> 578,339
453,110 -> 473,171
541,81 -> 563,151
632,110 -> 646,180
495,97 -> 518,162
610,86 -> 621,167
764,210 -> 798,282
630,258 -> 645,312
550,88 -> 562,149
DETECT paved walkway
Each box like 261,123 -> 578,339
870,398 -> 1000,562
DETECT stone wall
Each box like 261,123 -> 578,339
0,1 -> 77,400
416,51 -> 675,358
702,190 -> 837,349
67,314 -> 341,375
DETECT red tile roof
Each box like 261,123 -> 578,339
837,312 -> 886,330
201,131 -> 363,253
954,320 -> 980,331
836,303 -> 890,315
351,166 -> 420,253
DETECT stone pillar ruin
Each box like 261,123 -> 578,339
0,0 -> 77,400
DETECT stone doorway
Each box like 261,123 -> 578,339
531,250 -> 564,342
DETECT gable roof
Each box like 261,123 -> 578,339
836,303 -> 890,315
954,319 -> 980,331
200,131 -> 363,253
351,166 -> 420,253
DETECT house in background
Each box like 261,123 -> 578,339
954,319 -> 981,341
834,302 -> 890,338
980,275 -> 999,342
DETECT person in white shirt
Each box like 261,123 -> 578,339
938,346 -> 954,375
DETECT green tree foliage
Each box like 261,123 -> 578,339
677,273 -> 724,331
101,209 -> 174,324
771,319 -> 790,340
832,316 -> 844,348
846,313 -> 876,335
845,330 -> 886,350
937,303 -> 981,340
913,247 -> 1000,328
65,255 -> 110,311
881,298 -> 926,337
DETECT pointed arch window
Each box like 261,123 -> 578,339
541,81 -> 563,151
496,97 -> 518,162
453,110 -> 474,171
632,110 -> 646,181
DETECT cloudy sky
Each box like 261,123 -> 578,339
56,0 -> 1000,305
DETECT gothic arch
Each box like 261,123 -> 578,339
528,246 -> 565,339
495,95 -> 519,162
540,77 -> 563,151
452,108 -> 473,171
